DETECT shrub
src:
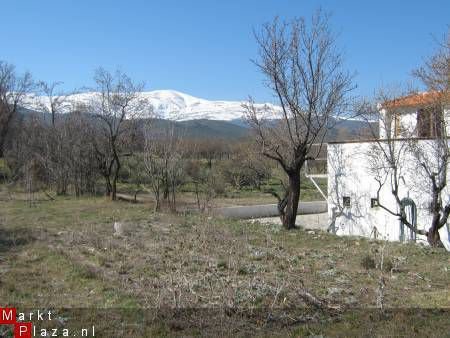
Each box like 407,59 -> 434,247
361,254 -> 376,270
0,159 -> 11,181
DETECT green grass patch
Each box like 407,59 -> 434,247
0,193 -> 448,336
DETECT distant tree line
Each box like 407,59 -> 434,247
0,67 -> 274,211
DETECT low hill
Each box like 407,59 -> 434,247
17,105 -> 376,142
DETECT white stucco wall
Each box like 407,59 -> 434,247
379,106 -> 450,139
327,140 -> 450,250
445,108 -> 450,136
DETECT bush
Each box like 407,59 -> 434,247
0,159 -> 11,181
361,254 -> 376,270
219,159 -> 271,190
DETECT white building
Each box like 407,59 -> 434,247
327,92 -> 450,250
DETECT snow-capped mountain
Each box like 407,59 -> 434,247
23,90 -> 281,121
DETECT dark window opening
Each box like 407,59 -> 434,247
371,198 -> 379,208
394,112 -> 401,137
343,196 -> 351,207
417,107 -> 442,138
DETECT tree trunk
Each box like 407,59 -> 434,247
133,190 -> 140,203
428,216 -> 444,247
282,171 -> 301,229
163,186 -> 169,200
154,193 -> 161,212
104,175 -> 112,197
111,153 -> 120,201
0,127 -> 9,158
111,174 -> 118,201
427,192 -> 445,247
0,109 -> 14,159
194,182 -> 201,210
57,181 -> 67,195
171,184 -> 176,212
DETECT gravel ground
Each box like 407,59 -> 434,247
253,212 -> 329,231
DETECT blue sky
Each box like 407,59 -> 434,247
1,0 -> 448,102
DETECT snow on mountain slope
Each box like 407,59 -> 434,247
23,90 -> 281,121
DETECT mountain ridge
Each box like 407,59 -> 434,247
19,89 -> 374,141
22,89 -> 281,122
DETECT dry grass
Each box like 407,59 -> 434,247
0,195 -> 449,336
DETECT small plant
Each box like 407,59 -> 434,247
383,259 -> 394,273
237,266 -> 248,275
361,254 -> 376,270
0,325 -> 14,338
217,260 -> 228,269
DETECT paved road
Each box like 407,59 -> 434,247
213,201 -> 327,219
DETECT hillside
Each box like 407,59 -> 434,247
151,118 -> 250,139
18,109 -> 375,142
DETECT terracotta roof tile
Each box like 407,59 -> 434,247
384,91 -> 445,108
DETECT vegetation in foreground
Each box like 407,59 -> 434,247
0,194 -> 449,336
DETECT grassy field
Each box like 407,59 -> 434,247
117,175 -> 327,208
0,194 -> 449,337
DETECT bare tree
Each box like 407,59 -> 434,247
185,159 -> 224,212
162,125 -> 185,211
363,87 -> 449,247
0,61 -> 33,157
412,31 -> 450,246
245,11 -> 354,229
64,109 -> 99,196
361,91 -> 427,237
221,141 -> 272,190
90,68 -> 145,200
411,123 -> 449,246
38,81 -> 68,126
143,138 -> 165,211
413,30 -> 449,94
34,81 -> 72,194
143,121 -> 184,212
6,99 -> 100,196
92,123 -> 115,197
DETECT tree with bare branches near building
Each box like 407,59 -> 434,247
245,10 -> 354,229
